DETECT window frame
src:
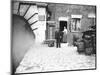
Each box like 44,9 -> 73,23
70,18 -> 81,32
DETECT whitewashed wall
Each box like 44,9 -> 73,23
12,2 -> 47,43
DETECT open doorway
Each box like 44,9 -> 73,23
59,21 -> 67,31
59,21 -> 67,43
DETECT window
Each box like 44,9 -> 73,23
88,13 -> 96,26
38,7 -> 46,21
70,15 -> 82,32
71,18 -> 81,32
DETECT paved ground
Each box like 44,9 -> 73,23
15,43 -> 96,73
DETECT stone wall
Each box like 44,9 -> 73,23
47,3 -> 96,44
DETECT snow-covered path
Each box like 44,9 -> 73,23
16,43 -> 95,73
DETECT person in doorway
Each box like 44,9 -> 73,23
55,29 -> 62,48
62,27 -> 68,43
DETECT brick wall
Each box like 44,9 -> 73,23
47,3 -> 96,44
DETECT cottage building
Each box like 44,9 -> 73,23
46,3 -> 96,45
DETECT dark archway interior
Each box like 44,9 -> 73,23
11,14 -> 35,74
59,21 -> 67,31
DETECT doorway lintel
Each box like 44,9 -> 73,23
58,17 -> 69,21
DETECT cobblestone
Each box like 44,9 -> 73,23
16,43 -> 96,73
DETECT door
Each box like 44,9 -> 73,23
59,21 -> 67,31
59,21 -> 67,43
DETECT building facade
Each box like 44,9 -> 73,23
12,1 -> 96,44
47,3 -> 96,44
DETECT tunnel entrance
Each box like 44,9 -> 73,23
12,14 -> 35,74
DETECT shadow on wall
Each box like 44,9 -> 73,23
11,15 -> 35,74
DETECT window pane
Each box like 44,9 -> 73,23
71,18 -> 81,32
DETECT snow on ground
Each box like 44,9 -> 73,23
15,43 -> 95,73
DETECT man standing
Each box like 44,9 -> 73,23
55,29 -> 62,48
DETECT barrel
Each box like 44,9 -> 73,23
85,47 -> 93,55
48,39 -> 55,47
77,41 -> 85,53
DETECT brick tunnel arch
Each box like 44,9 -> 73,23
12,14 -> 35,74
12,2 -> 47,74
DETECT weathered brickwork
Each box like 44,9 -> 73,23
47,3 -> 96,44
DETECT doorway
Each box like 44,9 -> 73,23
59,21 -> 67,31
59,21 -> 67,43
